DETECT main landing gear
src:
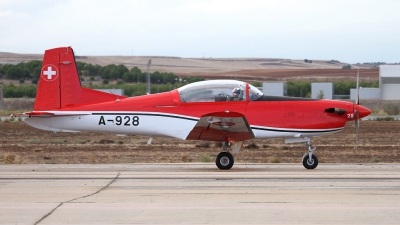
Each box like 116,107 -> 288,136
302,141 -> 318,169
216,142 -> 234,170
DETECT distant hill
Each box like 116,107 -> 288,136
0,51 -> 374,73
0,51 -> 379,82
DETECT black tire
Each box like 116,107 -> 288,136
216,152 -> 234,170
302,154 -> 318,169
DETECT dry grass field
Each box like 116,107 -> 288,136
0,121 -> 398,165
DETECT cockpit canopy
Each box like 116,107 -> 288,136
178,80 -> 263,103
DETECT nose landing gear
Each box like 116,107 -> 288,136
302,141 -> 318,169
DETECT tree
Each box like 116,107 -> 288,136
316,90 -> 325,99
7,67 -> 28,80
342,64 -> 351,69
32,67 -> 41,79
26,60 -> 42,73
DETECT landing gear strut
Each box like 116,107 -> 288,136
216,142 -> 234,170
302,141 -> 318,169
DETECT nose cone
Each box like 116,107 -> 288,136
354,105 -> 371,119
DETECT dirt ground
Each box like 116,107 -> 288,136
0,121 -> 398,165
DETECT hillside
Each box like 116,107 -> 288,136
0,51 -> 374,73
0,51 -> 379,82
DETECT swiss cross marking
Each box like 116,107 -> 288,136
44,67 -> 56,79
41,65 -> 58,81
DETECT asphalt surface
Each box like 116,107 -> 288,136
0,164 -> 399,224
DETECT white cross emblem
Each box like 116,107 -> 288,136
43,66 -> 56,80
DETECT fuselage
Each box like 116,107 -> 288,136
25,89 -> 370,141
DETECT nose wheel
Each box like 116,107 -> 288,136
302,141 -> 318,169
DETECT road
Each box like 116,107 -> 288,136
0,164 -> 399,224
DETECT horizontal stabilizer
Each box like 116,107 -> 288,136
15,111 -> 91,118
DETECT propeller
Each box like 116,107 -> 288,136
355,69 -> 360,150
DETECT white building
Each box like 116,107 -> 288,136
350,65 -> 400,100
380,65 -> 400,100
350,88 -> 381,100
95,89 -> 125,96
262,82 -> 287,96
311,83 -> 333,99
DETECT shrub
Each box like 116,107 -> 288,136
195,142 -> 210,148
375,117 -> 395,121
4,153 -> 16,164
371,158 -> 381,163
342,64 -> 351,69
267,156 -> 281,163
32,78 -> 38,84
19,78 -> 25,84
245,143 -> 259,149
99,139 -> 114,144
214,142 -> 223,148
103,79 -> 109,84
383,103 -> 399,115
200,155 -> 213,162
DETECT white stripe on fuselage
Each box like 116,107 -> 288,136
24,111 -> 344,140
25,111 -> 198,140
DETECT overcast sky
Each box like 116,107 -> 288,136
1,0 -> 399,63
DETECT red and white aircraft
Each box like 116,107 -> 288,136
17,47 -> 371,170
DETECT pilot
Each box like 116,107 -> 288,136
232,88 -> 241,100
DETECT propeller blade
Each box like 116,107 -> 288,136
356,69 -> 360,105
355,118 -> 359,150
355,68 -> 360,149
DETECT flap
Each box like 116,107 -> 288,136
186,111 -> 254,142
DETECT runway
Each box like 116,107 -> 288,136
0,164 -> 399,224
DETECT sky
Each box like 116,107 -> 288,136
0,0 -> 399,63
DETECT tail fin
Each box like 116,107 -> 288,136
35,47 -> 125,111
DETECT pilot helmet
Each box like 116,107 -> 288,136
232,88 -> 241,97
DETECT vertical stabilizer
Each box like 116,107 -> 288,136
34,47 -> 82,110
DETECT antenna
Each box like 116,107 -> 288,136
108,90 -> 120,102
147,59 -> 152,94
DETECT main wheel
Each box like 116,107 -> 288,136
302,154 -> 318,169
216,152 -> 234,170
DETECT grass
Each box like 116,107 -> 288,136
0,110 -> 27,116
245,143 -> 259,149
371,158 -> 381,163
373,117 -> 396,121
99,139 -> 115,144
195,142 -> 210,148
25,139 -> 67,144
183,155 -> 193,162
200,155 -> 214,162
267,155 -> 281,163
0,152 -> 22,164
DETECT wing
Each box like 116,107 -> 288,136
186,111 -> 255,142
